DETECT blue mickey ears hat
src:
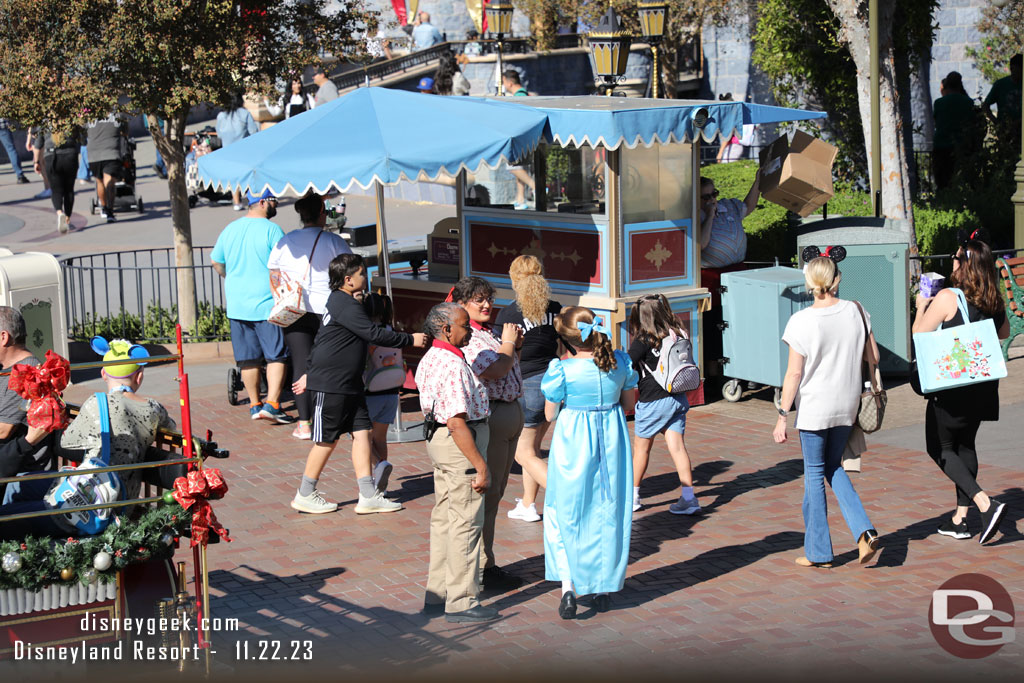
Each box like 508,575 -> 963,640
90,336 -> 149,378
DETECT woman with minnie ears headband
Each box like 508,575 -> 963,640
774,249 -> 881,568
913,236 -> 1010,544
541,307 -> 637,619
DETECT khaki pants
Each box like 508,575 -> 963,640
481,400 -> 524,570
424,422 -> 489,613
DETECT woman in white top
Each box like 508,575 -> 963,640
264,78 -> 316,120
268,192 -> 351,439
773,256 -> 881,568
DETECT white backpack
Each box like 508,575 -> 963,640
643,330 -> 701,394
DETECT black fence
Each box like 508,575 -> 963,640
61,247 -> 227,344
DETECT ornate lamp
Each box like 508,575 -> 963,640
637,1 -> 669,98
485,0 -> 515,95
588,7 -> 632,96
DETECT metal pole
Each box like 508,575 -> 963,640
651,44 -> 659,99
869,0 -> 881,216
496,39 -> 504,95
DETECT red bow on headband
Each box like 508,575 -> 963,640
172,468 -> 232,546
8,351 -> 71,431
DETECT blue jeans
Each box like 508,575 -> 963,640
0,475 -> 65,541
77,145 -> 91,180
0,127 -> 25,178
799,425 -> 873,563
154,148 -> 166,175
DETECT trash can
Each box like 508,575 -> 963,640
796,218 -> 911,374
0,251 -> 68,360
720,266 -> 811,403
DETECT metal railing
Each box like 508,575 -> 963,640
61,247 -> 226,343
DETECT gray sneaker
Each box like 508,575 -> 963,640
291,489 -> 338,514
355,491 -> 402,514
669,495 -> 701,515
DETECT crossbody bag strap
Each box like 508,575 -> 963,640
854,302 -> 882,396
302,230 -> 325,286
95,391 -> 112,467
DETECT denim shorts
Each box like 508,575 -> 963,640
518,373 -> 547,428
634,394 -> 689,439
366,393 -> 399,425
230,319 -> 289,367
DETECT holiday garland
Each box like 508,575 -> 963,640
0,500 -> 191,591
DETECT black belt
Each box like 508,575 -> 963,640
435,418 -> 487,428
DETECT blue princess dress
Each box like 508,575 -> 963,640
540,350 -> 638,594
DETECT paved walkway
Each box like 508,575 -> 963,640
59,350 -> 1024,680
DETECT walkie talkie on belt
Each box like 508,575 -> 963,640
423,401 -> 440,441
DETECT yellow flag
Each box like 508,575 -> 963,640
465,0 -> 484,33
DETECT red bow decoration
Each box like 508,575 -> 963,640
8,351 -> 71,431
172,468 -> 232,547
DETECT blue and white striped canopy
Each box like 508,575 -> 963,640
196,87 -> 550,195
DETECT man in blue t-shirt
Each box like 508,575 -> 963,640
212,189 -> 292,424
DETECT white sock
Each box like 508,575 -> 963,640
681,486 -> 694,500
561,581 -> 574,596
633,486 -> 640,498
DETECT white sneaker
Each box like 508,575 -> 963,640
372,460 -> 393,492
632,491 -> 641,512
57,212 -> 69,234
290,489 -> 338,514
354,491 -> 402,514
507,498 -> 541,522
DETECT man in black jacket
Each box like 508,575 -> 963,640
290,254 -> 426,515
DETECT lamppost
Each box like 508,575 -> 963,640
588,7 -> 632,96
990,0 -> 1024,249
637,1 -> 668,99
485,0 -> 515,95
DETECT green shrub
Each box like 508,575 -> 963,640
913,205 -> 980,270
70,303 -> 230,343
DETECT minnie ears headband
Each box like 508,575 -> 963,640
801,245 -> 847,265
957,228 -> 987,248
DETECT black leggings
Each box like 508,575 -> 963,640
284,313 -> 321,422
46,153 -> 79,216
925,400 -> 983,508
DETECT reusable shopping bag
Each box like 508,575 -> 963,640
912,287 -> 1007,394
268,231 -> 322,327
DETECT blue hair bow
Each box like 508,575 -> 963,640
577,319 -> 609,341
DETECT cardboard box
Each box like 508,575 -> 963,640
758,130 -> 838,217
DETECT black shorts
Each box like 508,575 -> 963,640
89,159 -> 123,180
311,391 -> 371,443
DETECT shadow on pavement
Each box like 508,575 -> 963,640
210,563 -> 489,671
700,458 -> 804,511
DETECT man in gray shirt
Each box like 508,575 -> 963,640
87,114 -> 126,223
313,68 -> 339,107
0,306 -> 37,444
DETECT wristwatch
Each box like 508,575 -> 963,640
777,407 -> 788,418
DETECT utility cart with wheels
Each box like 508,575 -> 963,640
718,266 -> 811,407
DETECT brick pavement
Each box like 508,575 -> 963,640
79,361 -> 1023,681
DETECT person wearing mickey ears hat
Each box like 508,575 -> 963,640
416,302 -> 496,623
773,247 -> 881,568
0,338 -> 175,540
212,188 -> 294,425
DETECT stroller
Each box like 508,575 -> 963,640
91,138 -> 145,215
185,127 -> 233,207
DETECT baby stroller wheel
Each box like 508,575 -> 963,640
90,197 -> 98,215
227,368 -> 240,406
137,198 -> 145,213
722,379 -> 743,403
188,195 -> 197,208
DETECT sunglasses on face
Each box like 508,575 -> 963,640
701,189 -> 720,201
470,296 -> 494,305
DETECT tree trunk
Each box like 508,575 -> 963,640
149,112 -> 197,333
826,0 -> 918,256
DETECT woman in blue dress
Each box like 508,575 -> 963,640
541,306 -> 638,619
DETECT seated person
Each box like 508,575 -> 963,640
699,171 -> 761,269
0,339 -> 174,540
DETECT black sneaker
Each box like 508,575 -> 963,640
16,175 -> 29,184
105,209 -> 117,223
979,499 -> 1007,544
937,518 -> 971,540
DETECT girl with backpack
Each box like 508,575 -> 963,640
363,293 -> 406,496
627,294 -> 701,515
